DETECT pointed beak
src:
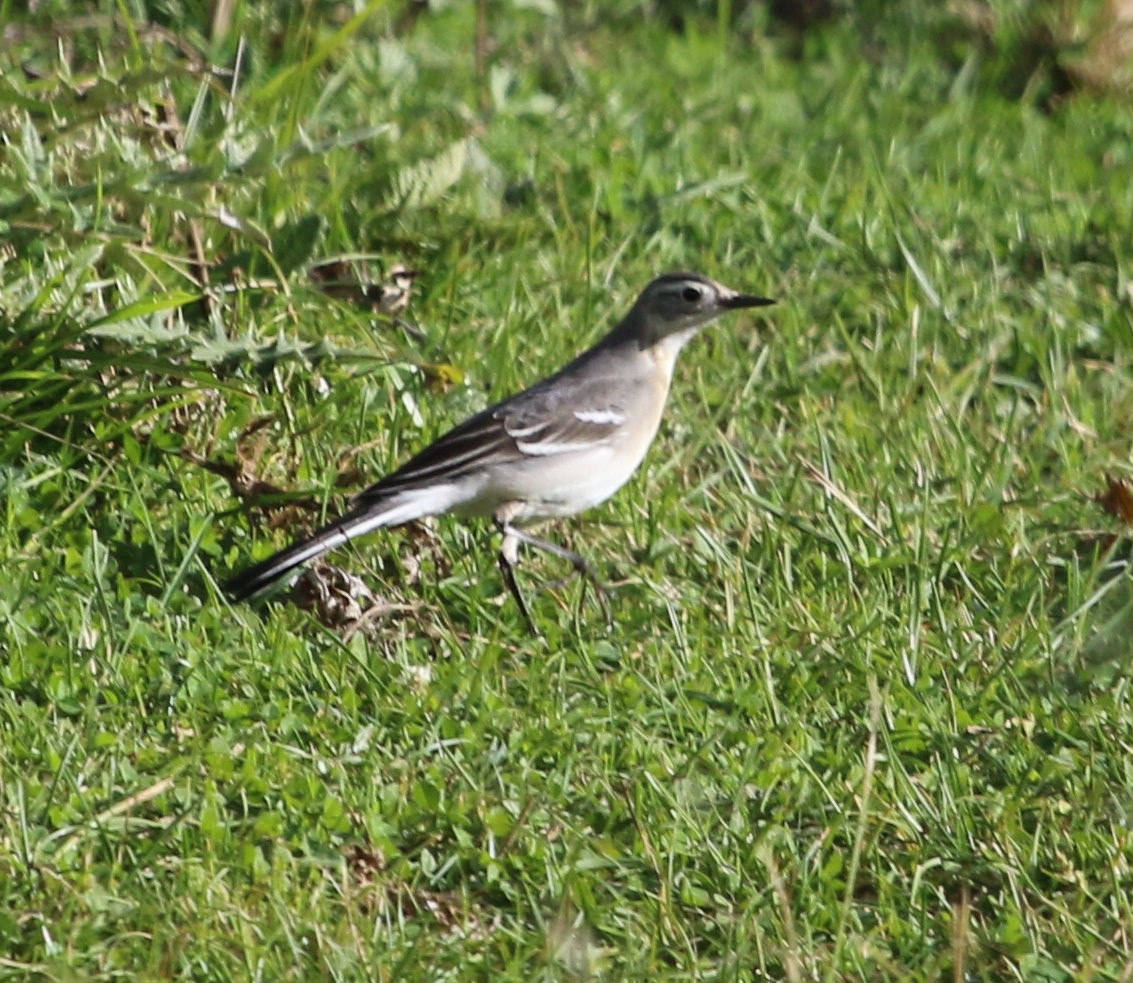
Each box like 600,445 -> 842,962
723,294 -> 776,310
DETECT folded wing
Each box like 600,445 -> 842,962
351,379 -> 627,507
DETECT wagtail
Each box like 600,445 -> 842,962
227,271 -> 775,630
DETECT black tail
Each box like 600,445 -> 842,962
226,503 -> 404,601
226,525 -> 347,601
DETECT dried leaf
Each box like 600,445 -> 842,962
1097,476 -> 1133,526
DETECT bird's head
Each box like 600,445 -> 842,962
630,272 -> 775,348
388,264 -> 422,291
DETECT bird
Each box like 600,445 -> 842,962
366,263 -> 426,341
365,263 -> 421,319
309,260 -> 425,339
226,271 -> 775,631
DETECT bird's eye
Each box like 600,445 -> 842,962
682,286 -> 702,303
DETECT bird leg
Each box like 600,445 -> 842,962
497,527 -> 539,635
495,516 -> 613,630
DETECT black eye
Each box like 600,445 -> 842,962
682,286 -> 701,303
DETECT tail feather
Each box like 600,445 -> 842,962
226,490 -> 444,601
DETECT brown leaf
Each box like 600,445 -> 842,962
1097,475 -> 1133,526
293,563 -> 418,638
180,446 -> 320,512
308,259 -> 361,301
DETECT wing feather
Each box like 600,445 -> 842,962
351,371 -> 629,505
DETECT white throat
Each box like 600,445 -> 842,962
647,326 -> 703,380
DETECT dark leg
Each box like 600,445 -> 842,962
497,526 -> 540,636
496,520 -> 613,628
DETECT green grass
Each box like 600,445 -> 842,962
3,1 -> 1133,979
